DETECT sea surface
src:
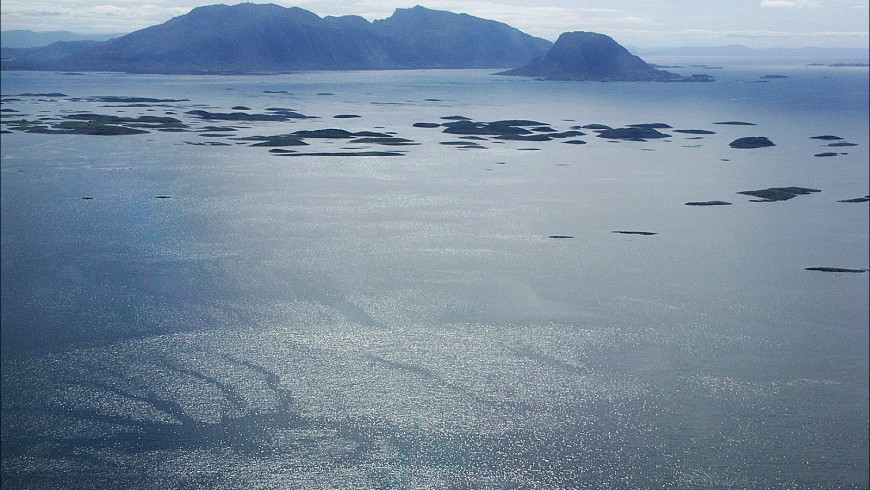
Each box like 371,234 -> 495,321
1,62 -> 868,488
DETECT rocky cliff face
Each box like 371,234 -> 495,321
498,31 -> 681,81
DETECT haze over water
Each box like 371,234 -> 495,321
1,63 -> 868,488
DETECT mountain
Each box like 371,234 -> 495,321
1,30 -> 124,49
499,31 -> 682,81
1,41 -> 103,64
372,6 -> 552,69
1,3 -> 552,74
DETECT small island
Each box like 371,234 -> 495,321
729,137 -> 775,149
685,201 -> 732,206
805,267 -> 868,273
737,187 -> 821,202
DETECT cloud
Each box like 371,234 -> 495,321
760,0 -> 819,7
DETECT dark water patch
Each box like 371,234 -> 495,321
441,115 -> 472,120
186,109 -> 311,121
548,235 -> 574,239
597,128 -> 670,140
674,129 -> 716,135
65,113 -> 186,128
77,96 -> 189,103
563,140 -> 586,145
811,135 -> 843,140
814,152 -> 839,157
495,134 -> 553,142
334,114 -> 361,119
291,129 -> 393,139
200,126 -> 237,132
102,103 -> 174,108
761,74 -> 790,79
291,129 -> 354,138
738,187 -> 821,202
232,106 -> 251,110
548,131 -> 585,138
492,120 -> 549,127
685,201 -> 732,206
838,195 -> 870,203
413,122 -> 441,128
154,196 -> 172,199
184,141 -> 232,146
24,120 -> 151,135
714,121 -> 756,126
729,137 -> 774,149
612,231 -> 657,235
235,135 -> 308,147
16,92 -> 68,97
442,120 -> 535,137
827,142 -> 857,147
581,124 -> 612,130
805,267 -> 868,273
349,137 -> 418,146
275,151 -> 405,157
627,123 -> 672,129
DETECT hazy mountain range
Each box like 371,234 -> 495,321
1,3 -> 866,75
1,30 -> 125,49
0,4 -> 551,73
633,44 -> 869,60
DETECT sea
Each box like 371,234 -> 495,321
1,60 -> 868,488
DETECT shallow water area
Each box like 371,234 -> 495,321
1,65 -> 868,488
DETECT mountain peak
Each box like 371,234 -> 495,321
500,30 -> 682,81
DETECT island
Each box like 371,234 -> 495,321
729,137 -> 775,149
737,187 -> 821,202
497,31 -> 712,82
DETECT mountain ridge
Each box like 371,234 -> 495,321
1,3 -> 553,74
1,30 -> 126,49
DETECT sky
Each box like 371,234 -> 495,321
1,0 -> 868,49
